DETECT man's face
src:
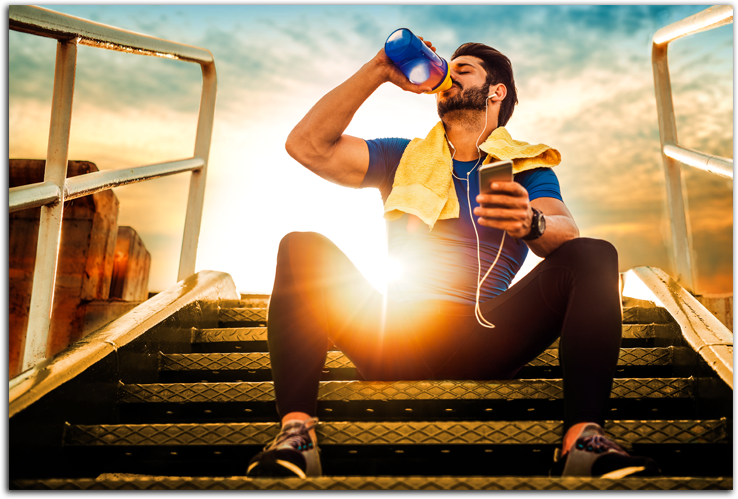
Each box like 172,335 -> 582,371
437,55 -> 489,120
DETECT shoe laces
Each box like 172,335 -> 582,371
575,434 -> 627,455
265,417 -> 319,452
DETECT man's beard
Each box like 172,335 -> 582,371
437,82 -> 489,120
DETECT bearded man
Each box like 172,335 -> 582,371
246,38 -> 659,479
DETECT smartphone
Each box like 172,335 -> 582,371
478,159 -> 513,195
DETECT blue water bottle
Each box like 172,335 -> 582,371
385,28 -> 453,94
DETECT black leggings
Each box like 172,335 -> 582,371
268,233 -> 622,431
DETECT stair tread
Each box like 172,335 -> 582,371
12,476 -> 733,490
118,378 -> 693,403
192,324 -> 678,345
64,419 -> 729,446
161,348 -> 674,372
216,306 -> 674,325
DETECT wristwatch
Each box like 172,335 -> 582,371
522,207 -> 545,241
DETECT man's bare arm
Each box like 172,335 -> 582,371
285,43 -> 435,188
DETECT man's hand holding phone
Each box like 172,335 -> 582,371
475,160 -> 534,239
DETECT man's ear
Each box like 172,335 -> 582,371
488,83 -> 507,102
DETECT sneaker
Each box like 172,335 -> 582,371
550,423 -> 660,478
246,417 -> 322,478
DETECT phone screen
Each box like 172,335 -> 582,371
478,160 -> 513,195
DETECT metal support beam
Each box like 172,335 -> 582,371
178,62 -> 217,281
652,42 -> 696,293
22,39 -> 77,372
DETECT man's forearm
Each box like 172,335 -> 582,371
286,60 -> 385,163
525,214 -> 579,258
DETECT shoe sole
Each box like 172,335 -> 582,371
600,466 -> 647,479
246,459 -> 306,479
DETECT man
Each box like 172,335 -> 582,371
246,37 -> 659,479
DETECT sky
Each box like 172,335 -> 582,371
8,4 -> 733,296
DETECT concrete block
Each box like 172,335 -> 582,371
695,294 -> 733,332
110,227 -> 151,302
9,160 -> 119,377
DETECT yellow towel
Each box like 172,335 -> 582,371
384,122 -> 561,230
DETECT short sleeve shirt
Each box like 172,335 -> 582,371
361,137 -> 564,305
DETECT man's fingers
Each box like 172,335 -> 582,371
474,206 -> 528,220
476,194 -> 529,209
479,181 -> 527,197
417,36 -> 436,51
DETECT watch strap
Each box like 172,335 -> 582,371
522,207 -> 545,241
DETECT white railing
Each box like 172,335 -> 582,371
651,5 -> 733,294
9,5 -> 217,373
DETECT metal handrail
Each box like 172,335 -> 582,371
9,5 -> 217,373
651,5 -> 733,294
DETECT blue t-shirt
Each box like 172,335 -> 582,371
361,137 -> 563,305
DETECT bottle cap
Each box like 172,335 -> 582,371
426,69 -> 453,94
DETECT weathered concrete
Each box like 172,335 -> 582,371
695,294 -> 733,332
10,270 -> 239,418
110,227 -> 151,302
9,160 -> 119,378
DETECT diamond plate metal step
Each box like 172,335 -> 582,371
160,348 -> 675,374
11,476 -> 732,490
11,287 -> 722,489
218,308 -> 266,325
64,419 -> 729,447
192,323 -> 679,347
118,378 -> 693,404
215,306 -> 674,327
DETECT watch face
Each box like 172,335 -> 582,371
538,214 -> 546,233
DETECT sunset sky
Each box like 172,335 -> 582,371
8,4 -> 733,296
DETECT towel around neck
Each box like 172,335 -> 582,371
383,121 -> 561,230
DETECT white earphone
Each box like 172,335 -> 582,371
446,94 -> 505,329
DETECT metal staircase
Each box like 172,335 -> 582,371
9,290 -> 732,490
8,4 -> 732,491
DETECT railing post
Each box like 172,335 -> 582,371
177,60 -> 217,281
652,41 -> 696,294
21,38 -> 77,371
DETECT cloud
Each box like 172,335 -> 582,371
11,5 -> 732,295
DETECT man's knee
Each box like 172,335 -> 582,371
278,231 -> 330,257
555,237 -> 619,277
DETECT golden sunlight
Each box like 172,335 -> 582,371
621,269 -> 664,307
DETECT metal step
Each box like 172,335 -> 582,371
64,419 -> 729,447
58,419 -> 730,477
115,377 -> 698,426
118,378 -> 693,404
192,323 -> 681,352
11,476 -> 733,490
160,348 -> 676,374
12,293 -> 724,488
216,306 -> 675,327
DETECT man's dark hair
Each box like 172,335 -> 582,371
451,43 -> 518,127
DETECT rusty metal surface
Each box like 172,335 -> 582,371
9,5 -> 213,64
9,181 -> 61,213
64,158 -> 204,201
